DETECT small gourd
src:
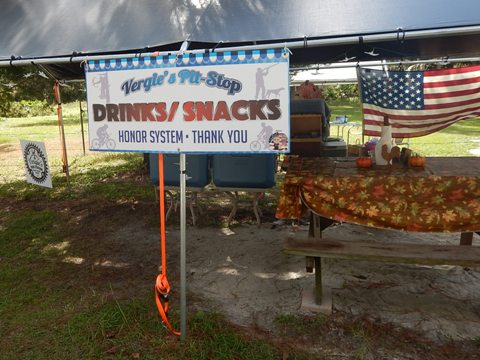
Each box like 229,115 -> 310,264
356,157 -> 373,168
409,154 -> 426,167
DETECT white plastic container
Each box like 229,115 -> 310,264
374,116 -> 393,165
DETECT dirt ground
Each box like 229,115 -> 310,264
3,190 -> 480,358
162,220 -> 480,341
51,195 -> 480,341
2,140 -> 480,356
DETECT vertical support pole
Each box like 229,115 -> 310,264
179,153 -> 187,341
460,232 -> 473,246
55,82 -> 70,184
79,101 -> 86,155
308,212 -> 329,305
355,67 -> 366,145
314,257 -> 322,304
306,212 -> 317,273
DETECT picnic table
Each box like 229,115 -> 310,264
276,156 -> 480,307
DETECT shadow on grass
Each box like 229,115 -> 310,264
0,207 -> 287,359
0,152 -> 152,202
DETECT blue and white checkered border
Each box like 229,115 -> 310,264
86,49 -> 288,72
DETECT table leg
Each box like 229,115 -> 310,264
226,191 -> 238,227
309,212 -> 322,239
306,256 -> 314,273
460,232 -> 473,246
252,192 -> 263,227
306,213 -> 321,275
307,213 -> 334,305
314,257 -> 322,304
308,212 -> 335,239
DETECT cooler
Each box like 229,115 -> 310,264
212,154 -> 276,188
149,154 -> 210,188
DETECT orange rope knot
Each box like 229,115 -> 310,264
154,154 -> 181,337
155,274 -> 180,336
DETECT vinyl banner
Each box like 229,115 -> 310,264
85,49 -> 290,153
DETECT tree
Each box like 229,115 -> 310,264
0,65 -> 85,116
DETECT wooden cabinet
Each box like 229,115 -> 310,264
290,99 -> 328,157
290,114 -> 324,156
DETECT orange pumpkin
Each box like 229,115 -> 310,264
409,155 -> 426,167
356,157 -> 373,168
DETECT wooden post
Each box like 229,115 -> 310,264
79,101 -> 86,155
308,212 -> 323,239
314,257 -> 322,304
54,81 -> 70,184
305,256 -> 314,273
308,212 -> 327,304
460,232 -> 473,246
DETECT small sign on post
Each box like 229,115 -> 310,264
20,140 -> 52,188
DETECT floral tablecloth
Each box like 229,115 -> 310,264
276,157 -> 480,232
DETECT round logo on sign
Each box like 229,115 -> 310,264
23,143 -> 49,183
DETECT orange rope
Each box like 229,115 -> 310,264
155,154 -> 181,336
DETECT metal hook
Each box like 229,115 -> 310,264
283,42 -> 293,56
9,55 -> 17,66
175,40 -> 190,62
212,40 -> 223,52
364,48 -> 379,57
396,27 -> 405,43
340,53 -> 356,62
69,51 -> 79,63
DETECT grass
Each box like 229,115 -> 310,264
1,102 -> 480,359
0,208 -> 288,359
328,99 -> 480,156
0,102 -> 84,144
0,152 -> 153,201
0,106 -> 290,358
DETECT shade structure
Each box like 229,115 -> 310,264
1,0 -> 480,79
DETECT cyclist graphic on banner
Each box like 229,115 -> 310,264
91,124 -> 116,150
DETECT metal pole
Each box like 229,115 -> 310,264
3,25 -> 480,67
355,67 -> 366,145
179,153 -> 187,341
293,56 -> 480,71
79,101 -> 86,155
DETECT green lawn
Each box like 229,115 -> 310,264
0,210 -> 284,359
328,99 -> 480,156
1,102 -> 480,359
0,102 -> 85,144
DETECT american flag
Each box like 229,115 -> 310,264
357,65 -> 480,138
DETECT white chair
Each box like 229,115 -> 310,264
346,122 -> 362,146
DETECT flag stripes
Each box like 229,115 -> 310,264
358,65 -> 480,137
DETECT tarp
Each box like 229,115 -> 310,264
1,0 -> 480,79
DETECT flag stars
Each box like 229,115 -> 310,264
360,68 -> 424,111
